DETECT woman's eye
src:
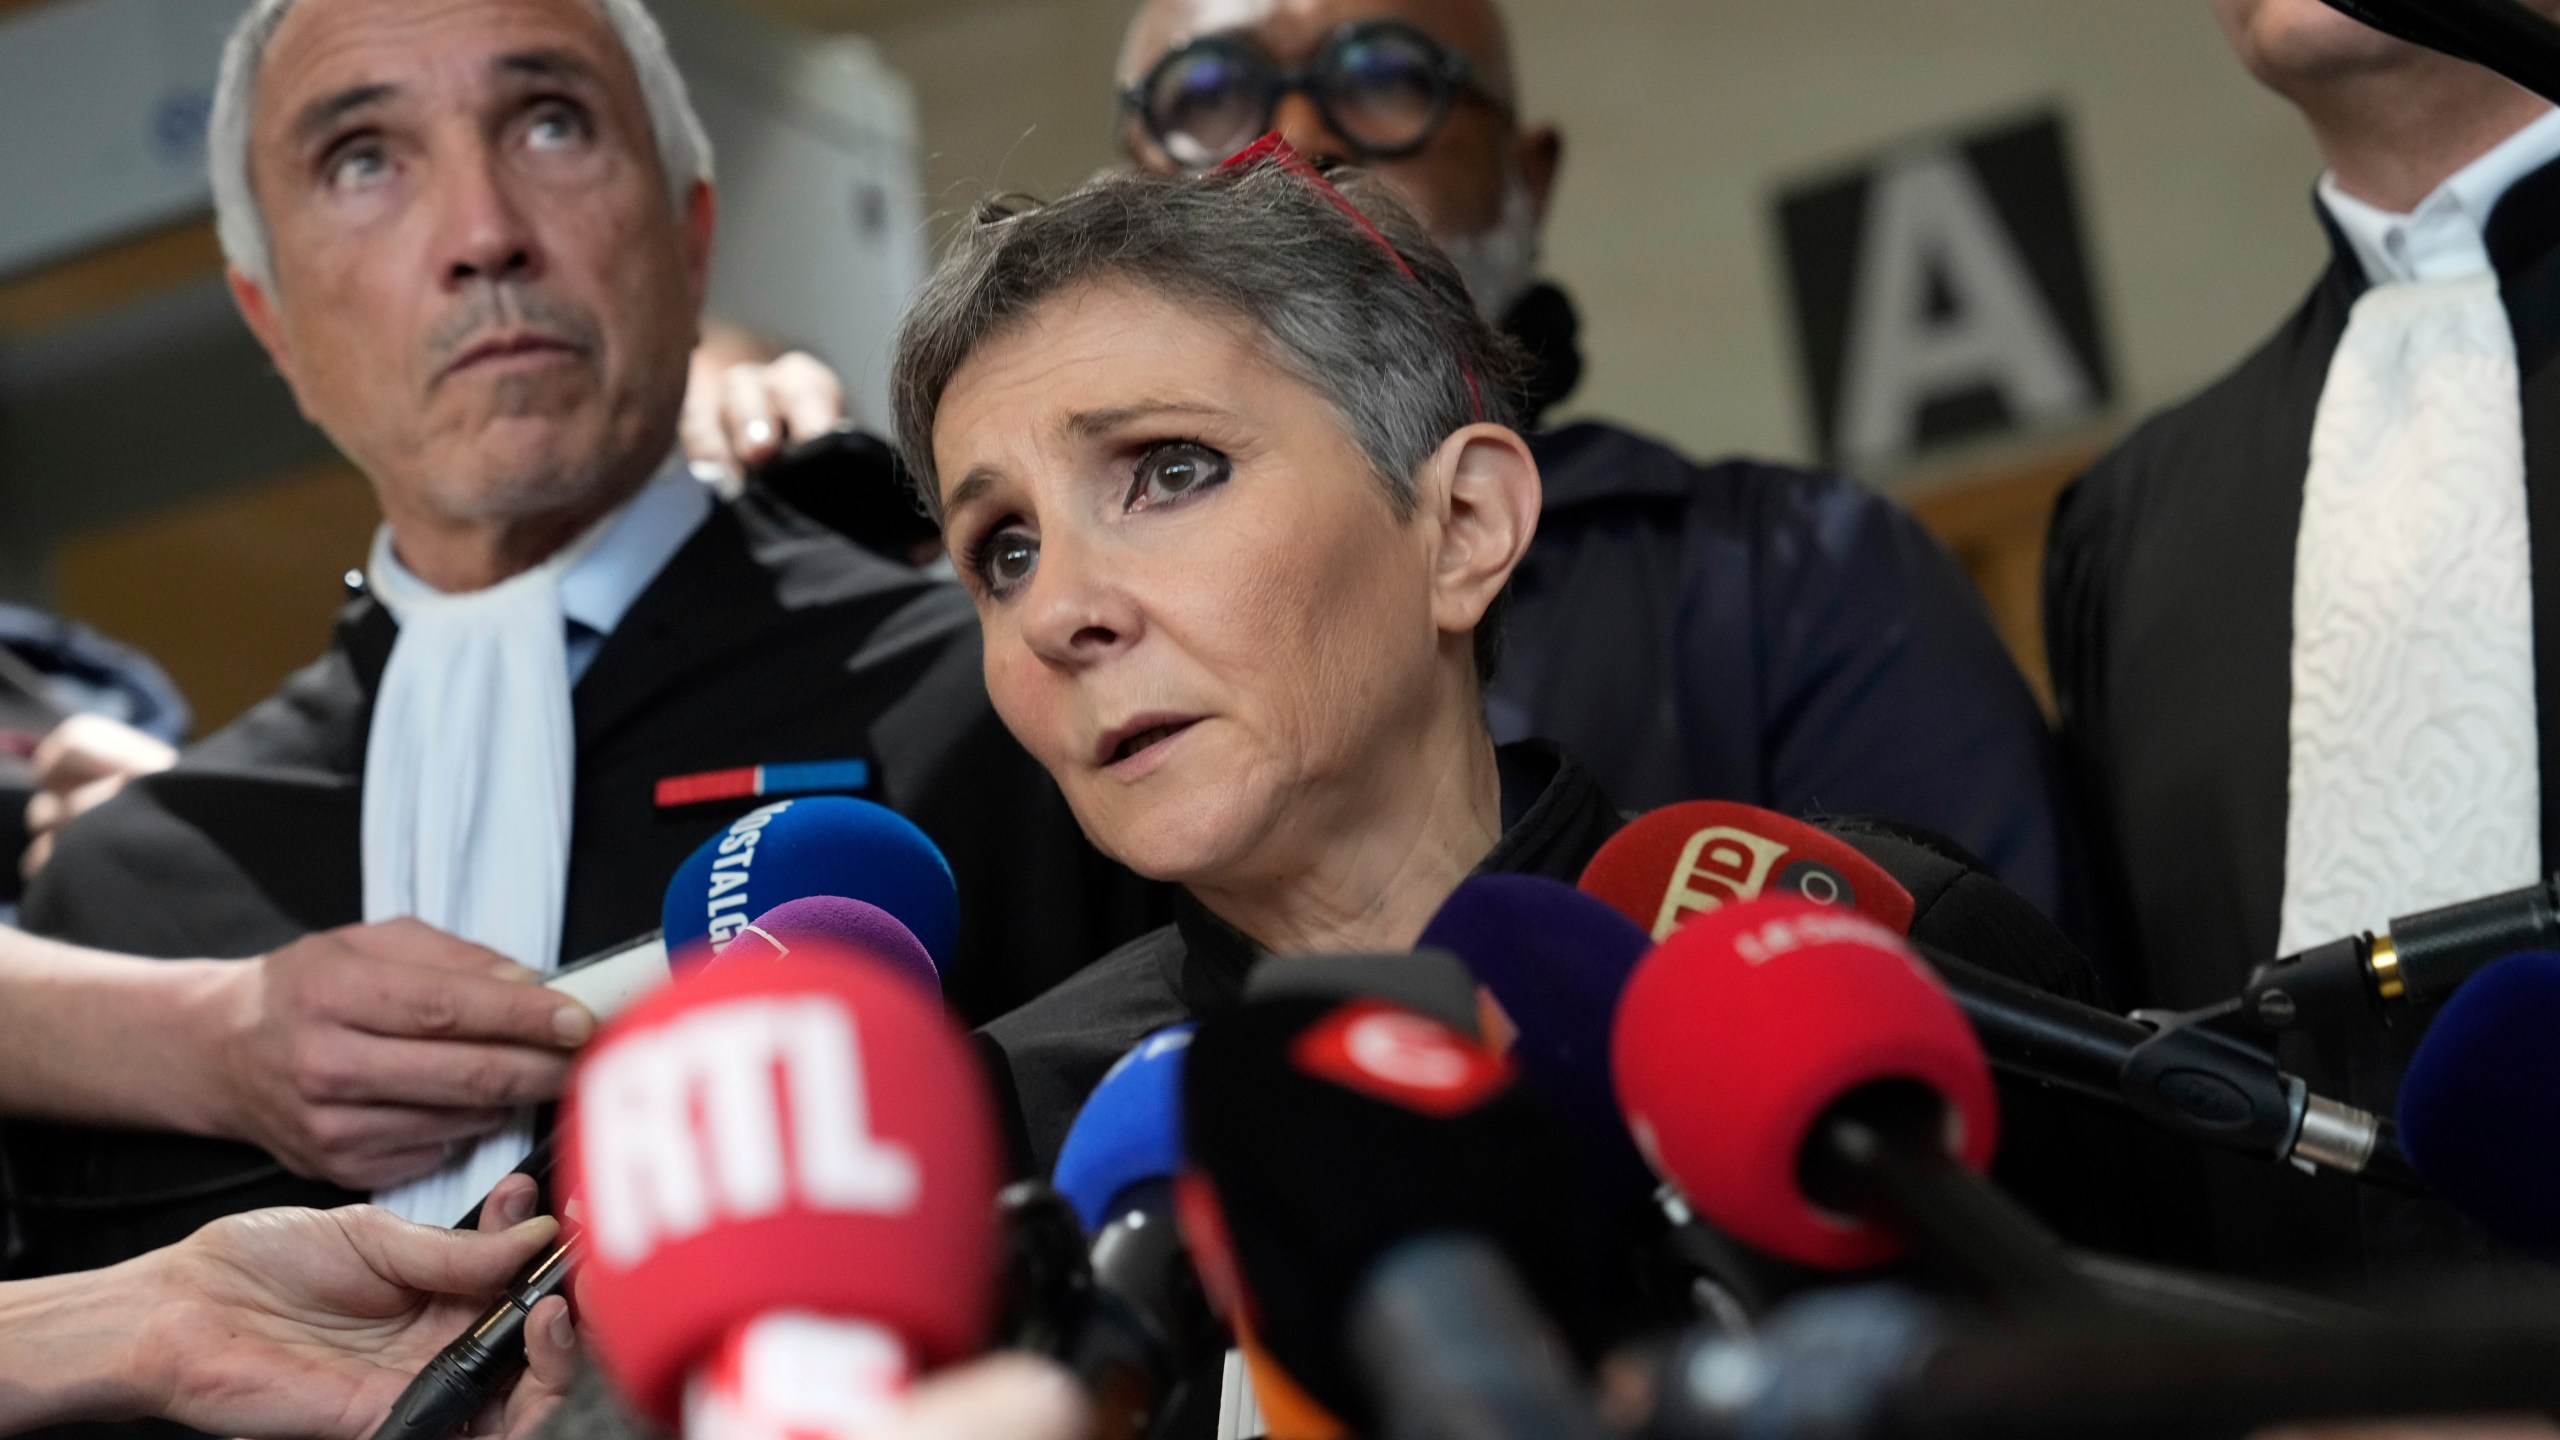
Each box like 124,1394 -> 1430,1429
1126,442 -> 1231,511
975,527 -> 1040,598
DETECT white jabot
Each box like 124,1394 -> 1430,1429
364,454 -> 709,1225
2279,118 -> 2560,957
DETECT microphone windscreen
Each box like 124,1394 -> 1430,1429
1180,994 -> 1580,1430
730,895 -> 941,996
1578,800 -> 1915,941
1419,875 -> 1652,1187
1241,949 -> 1482,1036
2398,951 -> 2560,1259
662,796 -> 958,968
561,941 -> 1000,1423
1051,1024 -> 1195,1234
1612,895 -> 1996,1270
1812,815 -> 2108,1005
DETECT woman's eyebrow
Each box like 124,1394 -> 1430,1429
944,467 -> 1002,516
1063,400 -> 1226,437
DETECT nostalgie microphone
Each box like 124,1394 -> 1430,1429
1179,992 -> 1608,1440
545,796 -> 960,1024
2397,951 -> 2560,1259
662,797 -> 959,966
2240,873 -> 2560,1038
562,942 -> 1001,1440
1612,895 -> 2091,1309
1580,802 -> 2418,1191
2317,0 -> 2560,108
1044,1026 -> 1224,1440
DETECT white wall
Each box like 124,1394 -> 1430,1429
856,0 -> 2332,482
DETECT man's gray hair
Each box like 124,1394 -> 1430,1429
892,157 -> 1527,680
209,0 -> 715,293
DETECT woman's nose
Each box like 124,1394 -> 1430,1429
1018,539 -> 1142,669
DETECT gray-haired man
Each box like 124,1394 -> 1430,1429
4,0 -> 1157,1313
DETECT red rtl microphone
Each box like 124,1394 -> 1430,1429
561,943 -> 1001,1440
1613,895 -> 2093,1310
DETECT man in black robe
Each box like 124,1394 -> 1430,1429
2049,0 -> 2560,1286
1,0 -> 1159,1305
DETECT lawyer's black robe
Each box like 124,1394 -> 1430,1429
1,491 -> 1169,1286
2046,165 -> 2560,1288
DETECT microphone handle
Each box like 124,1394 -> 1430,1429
1922,948 -> 2421,1192
2246,875 -> 2560,1032
367,1239 -> 577,1440
1798,1084 -> 2096,1315
1348,1234 -> 1613,1440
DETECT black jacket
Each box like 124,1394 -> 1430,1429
2045,168 -> 2560,1287
1505,421 -> 2097,965
977,741 -> 1623,1177
3,491 -> 1169,1286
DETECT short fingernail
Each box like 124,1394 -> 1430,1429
491,961 -> 541,984
493,1185 -> 529,1225
553,1004 -> 594,1045
548,1305 -> 576,1348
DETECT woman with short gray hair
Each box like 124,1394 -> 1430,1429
902,141 -> 1624,1168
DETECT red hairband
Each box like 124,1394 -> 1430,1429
1222,132 -> 1486,423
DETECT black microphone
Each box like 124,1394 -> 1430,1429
2241,873 -> 2560,1036
1181,989 -> 1606,1439
2319,0 -> 2560,107
366,1237 -> 578,1440
1926,945 -> 2419,1191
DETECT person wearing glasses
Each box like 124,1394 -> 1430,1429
1109,2 -> 2095,959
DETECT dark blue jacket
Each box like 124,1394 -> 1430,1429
1499,421 -> 2095,961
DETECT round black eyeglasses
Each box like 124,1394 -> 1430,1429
1123,19 -> 1513,172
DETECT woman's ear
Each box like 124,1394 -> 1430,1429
1424,424 -> 1542,637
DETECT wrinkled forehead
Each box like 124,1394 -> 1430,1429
1118,0 -> 1515,98
256,0 -> 632,141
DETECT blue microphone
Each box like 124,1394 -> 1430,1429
2398,950 -> 2560,1259
660,795 -> 958,969
1048,1026 -> 1222,1439
1054,1025 -> 1195,1234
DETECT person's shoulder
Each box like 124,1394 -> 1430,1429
1529,418 -> 1905,542
978,925 -> 1191,1171
981,925 -> 1188,1060
725,487 -> 971,628
2074,267 -> 2348,519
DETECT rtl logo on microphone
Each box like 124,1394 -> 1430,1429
1289,999 -> 1512,1117
578,993 -> 920,1266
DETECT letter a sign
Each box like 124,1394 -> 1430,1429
1778,109 -> 2112,473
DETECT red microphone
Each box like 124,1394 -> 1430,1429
1612,896 -> 2090,1309
1577,800 -> 1914,940
562,942 -> 1001,1440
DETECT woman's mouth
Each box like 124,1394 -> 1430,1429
1099,716 -> 1203,770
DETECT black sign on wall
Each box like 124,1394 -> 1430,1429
1777,108 -> 2113,473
